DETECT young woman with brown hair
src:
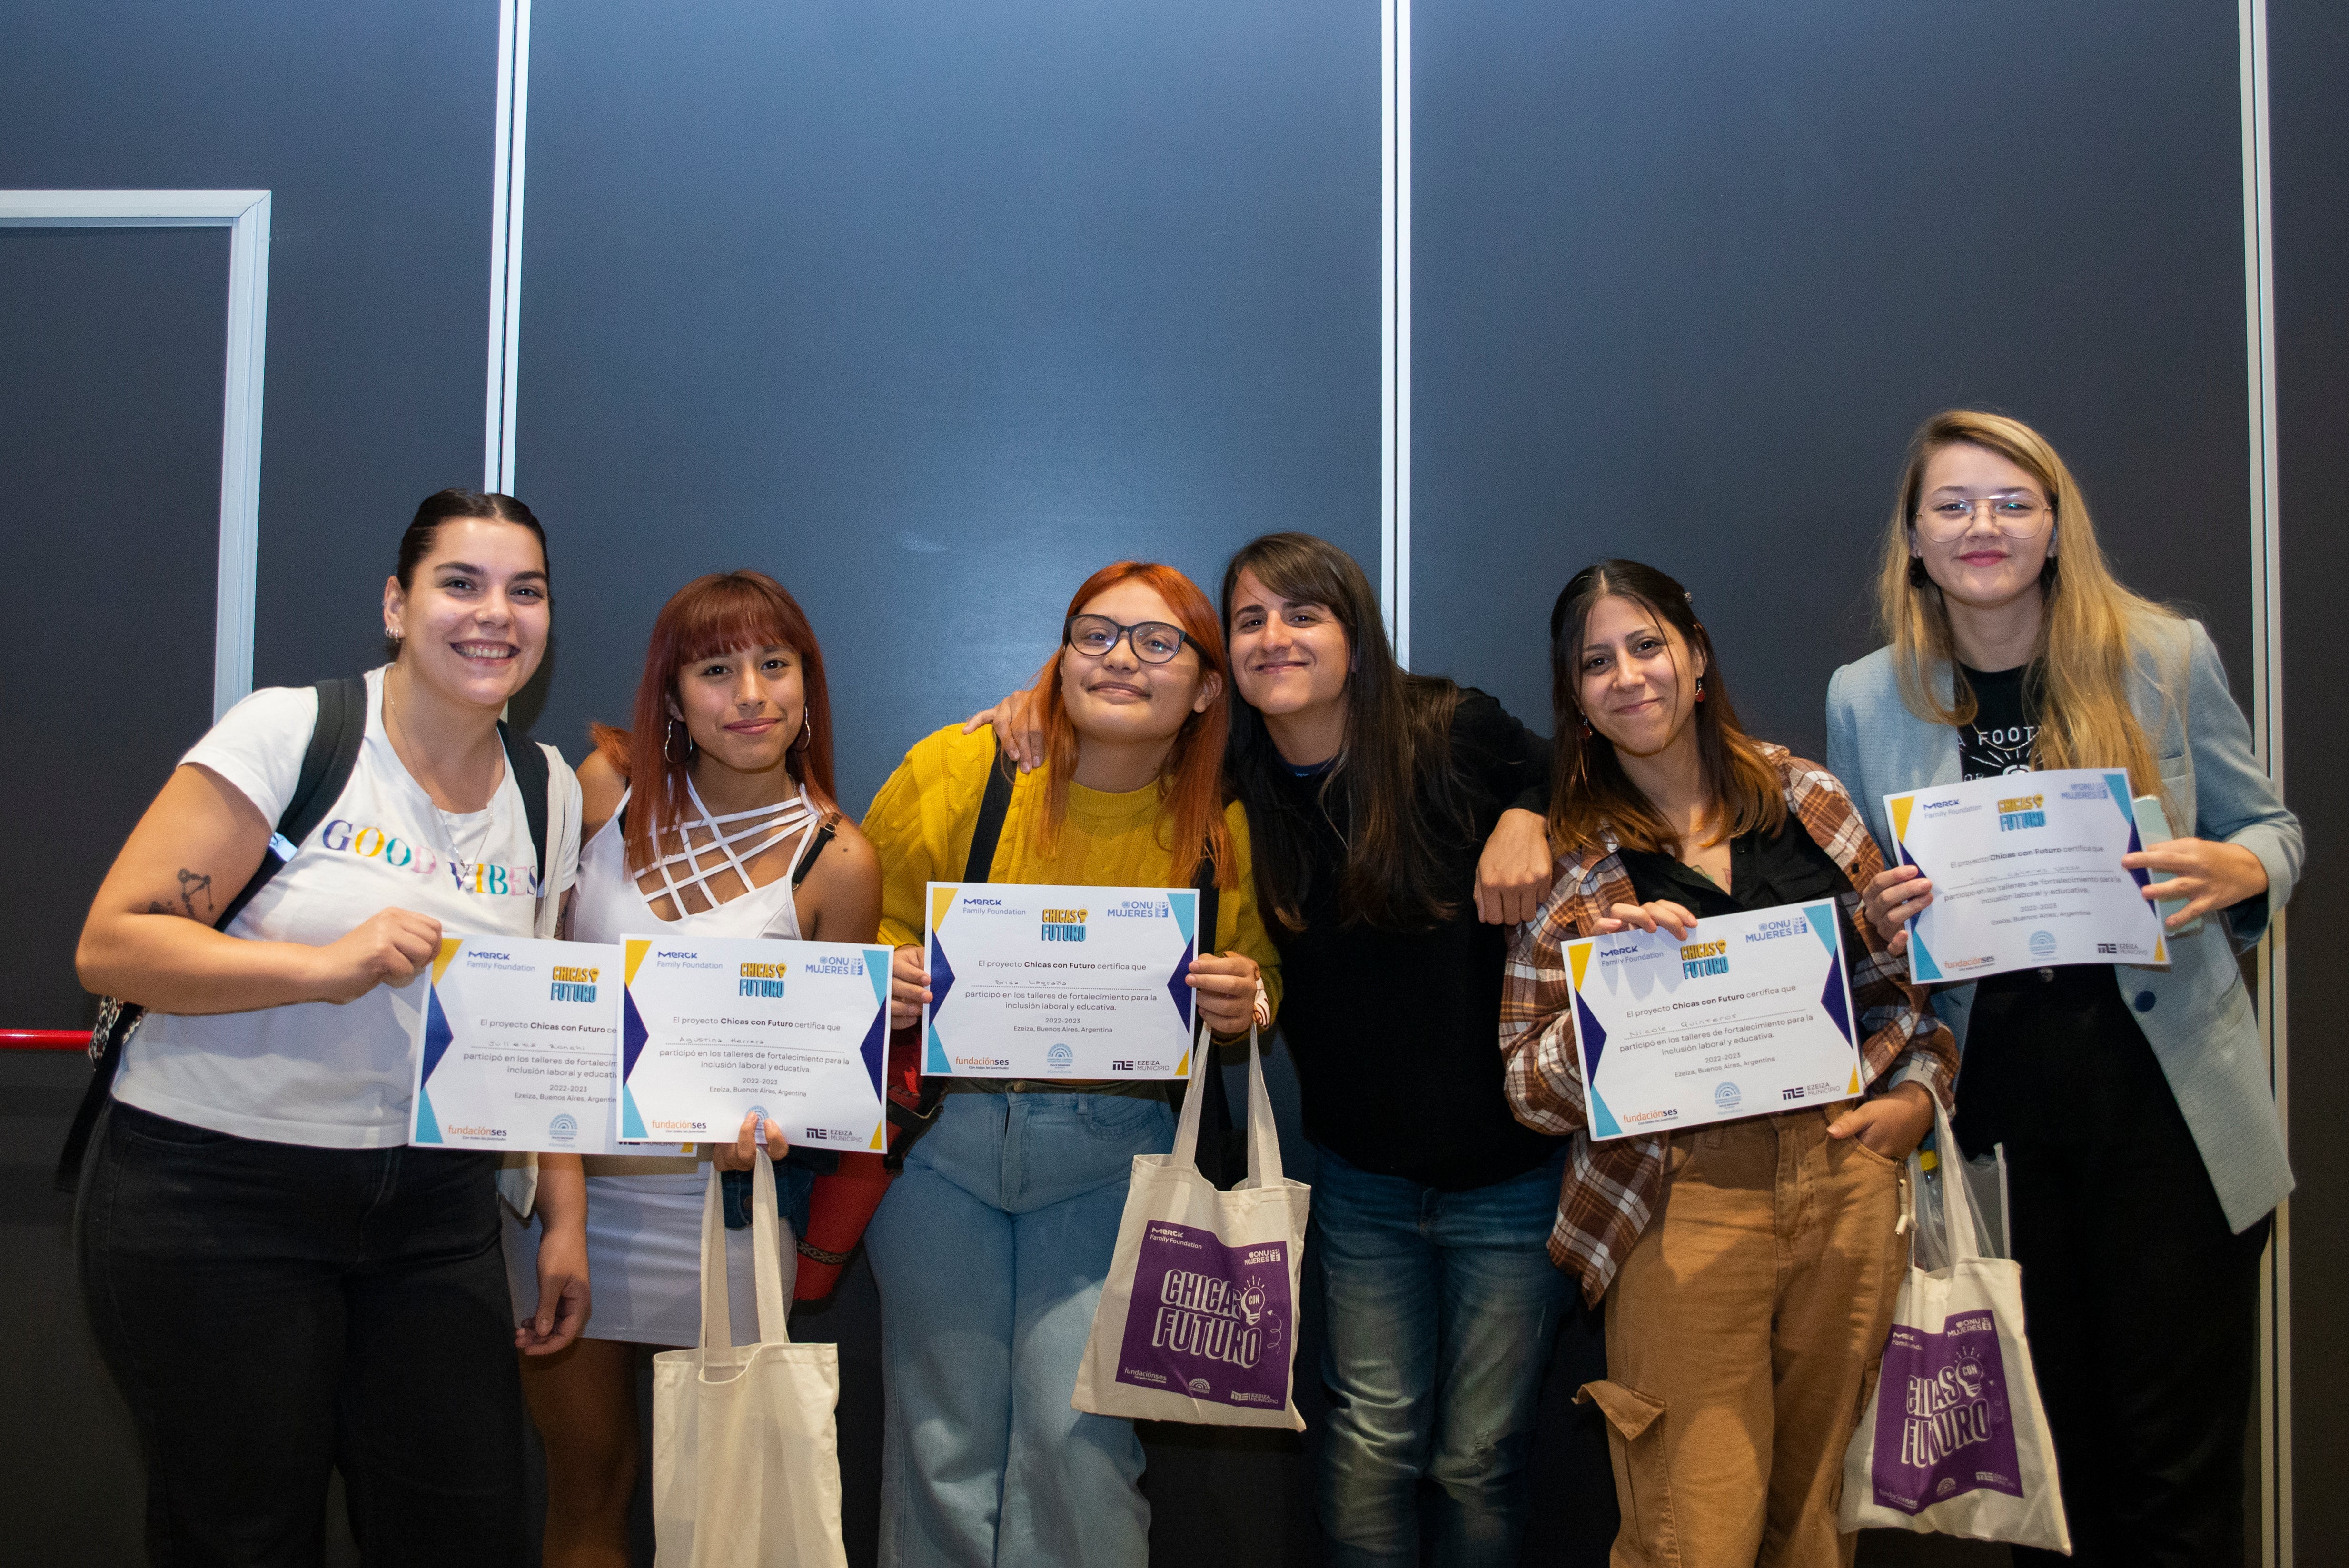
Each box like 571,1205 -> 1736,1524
1502,558 -> 1957,1568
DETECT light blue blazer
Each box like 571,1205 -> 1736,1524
1825,617 -> 2299,1232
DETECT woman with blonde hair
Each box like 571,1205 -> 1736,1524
1828,410 -> 2299,1567
862,559 -> 1281,1568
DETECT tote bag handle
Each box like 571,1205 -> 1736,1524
1917,1096 -> 1993,1266
1171,1020 -> 1283,1188
698,1148 -> 794,1352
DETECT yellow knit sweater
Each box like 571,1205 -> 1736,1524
862,724 -> 1282,1026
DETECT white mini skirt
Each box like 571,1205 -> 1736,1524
501,1170 -> 793,1348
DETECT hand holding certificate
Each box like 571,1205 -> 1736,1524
1884,769 -> 2169,983
619,935 -> 895,1151
409,936 -> 640,1153
923,881 -> 1201,1080
1566,901 -> 1866,1141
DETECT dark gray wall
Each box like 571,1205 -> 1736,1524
1412,0 -> 2256,754
0,0 -> 505,719
0,228 -> 225,1029
513,0 -> 1383,814
2270,0 -> 2348,1553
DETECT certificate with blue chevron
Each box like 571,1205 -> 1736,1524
1564,901 -> 1865,1141
922,881 -> 1201,1081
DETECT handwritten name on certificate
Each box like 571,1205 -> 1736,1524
1566,902 -> 1866,1141
1884,769 -> 2170,984
617,935 -> 893,1151
409,936 -> 645,1153
923,882 -> 1202,1080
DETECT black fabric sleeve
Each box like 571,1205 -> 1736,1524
1449,687 -> 1553,822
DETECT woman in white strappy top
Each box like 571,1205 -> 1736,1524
505,570 -> 880,1567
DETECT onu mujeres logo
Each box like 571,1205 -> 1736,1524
1996,793 -> 2047,831
738,960 -> 788,999
549,965 -> 599,1003
1150,1269 -> 1269,1371
1681,938 -> 1728,979
1041,907 -> 1089,942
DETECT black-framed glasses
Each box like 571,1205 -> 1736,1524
1063,614 -> 1190,665
1914,494 -> 2055,542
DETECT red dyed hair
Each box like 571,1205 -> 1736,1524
1032,561 -> 1234,890
590,571 -> 837,876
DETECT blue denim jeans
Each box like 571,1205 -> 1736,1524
865,1090 -> 1175,1568
1313,1142 -> 1571,1568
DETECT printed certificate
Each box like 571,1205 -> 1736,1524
923,881 -> 1201,1080
1565,901 -> 1866,1141
1884,769 -> 2169,983
409,936 -> 646,1154
617,935 -> 894,1151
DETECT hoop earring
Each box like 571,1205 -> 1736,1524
664,715 -> 694,766
793,711 -> 813,750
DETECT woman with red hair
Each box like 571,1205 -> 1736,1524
861,560 -> 1282,1568
503,569 -> 882,1567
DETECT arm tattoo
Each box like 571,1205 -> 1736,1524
177,869 -> 215,919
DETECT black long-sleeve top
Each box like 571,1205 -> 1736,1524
1265,688 -> 1565,1190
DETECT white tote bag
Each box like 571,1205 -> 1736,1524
1072,1024 -> 1311,1430
1838,1101 -> 2070,1552
651,1151 -> 849,1568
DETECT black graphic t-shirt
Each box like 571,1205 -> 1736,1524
1949,663 -> 2153,1155
1958,663 -> 2038,781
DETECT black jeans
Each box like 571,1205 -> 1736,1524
77,1101 -> 525,1568
1957,974 -> 2269,1568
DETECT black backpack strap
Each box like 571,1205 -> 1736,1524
56,675 -> 367,1192
792,813 -> 839,889
496,719 -> 552,883
962,737 -> 1017,883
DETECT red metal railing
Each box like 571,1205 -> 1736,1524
0,1031 -> 89,1051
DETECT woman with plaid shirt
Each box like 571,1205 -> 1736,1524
1499,560 -> 1958,1568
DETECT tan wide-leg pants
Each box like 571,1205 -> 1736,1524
1579,1109 -> 1906,1568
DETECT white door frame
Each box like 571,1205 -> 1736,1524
0,189 -> 270,721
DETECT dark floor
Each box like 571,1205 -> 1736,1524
5,1047 -> 2005,1566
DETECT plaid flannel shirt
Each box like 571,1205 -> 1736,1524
1499,746 -> 1958,1304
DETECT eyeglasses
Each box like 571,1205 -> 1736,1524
1063,614 -> 1190,665
1914,495 -> 2054,541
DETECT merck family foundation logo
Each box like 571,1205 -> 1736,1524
1041,907 -> 1089,942
1996,794 -> 2047,831
1680,939 -> 1729,979
738,960 -> 788,999
549,964 -> 600,1003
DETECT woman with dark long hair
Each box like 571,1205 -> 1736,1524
1831,411 -> 2299,1565
864,560 -> 1280,1568
1502,559 -> 1956,1568
506,569 -> 881,1568
75,490 -> 585,1562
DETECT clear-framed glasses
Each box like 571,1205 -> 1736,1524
1913,494 -> 2054,541
1063,614 -> 1190,665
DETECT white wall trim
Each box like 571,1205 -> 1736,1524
0,189 -> 269,722
1380,0 -> 1412,666
2237,0 -> 2289,1561
484,0 -> 532,494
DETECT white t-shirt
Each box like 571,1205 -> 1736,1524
113,667 -> 583,1148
